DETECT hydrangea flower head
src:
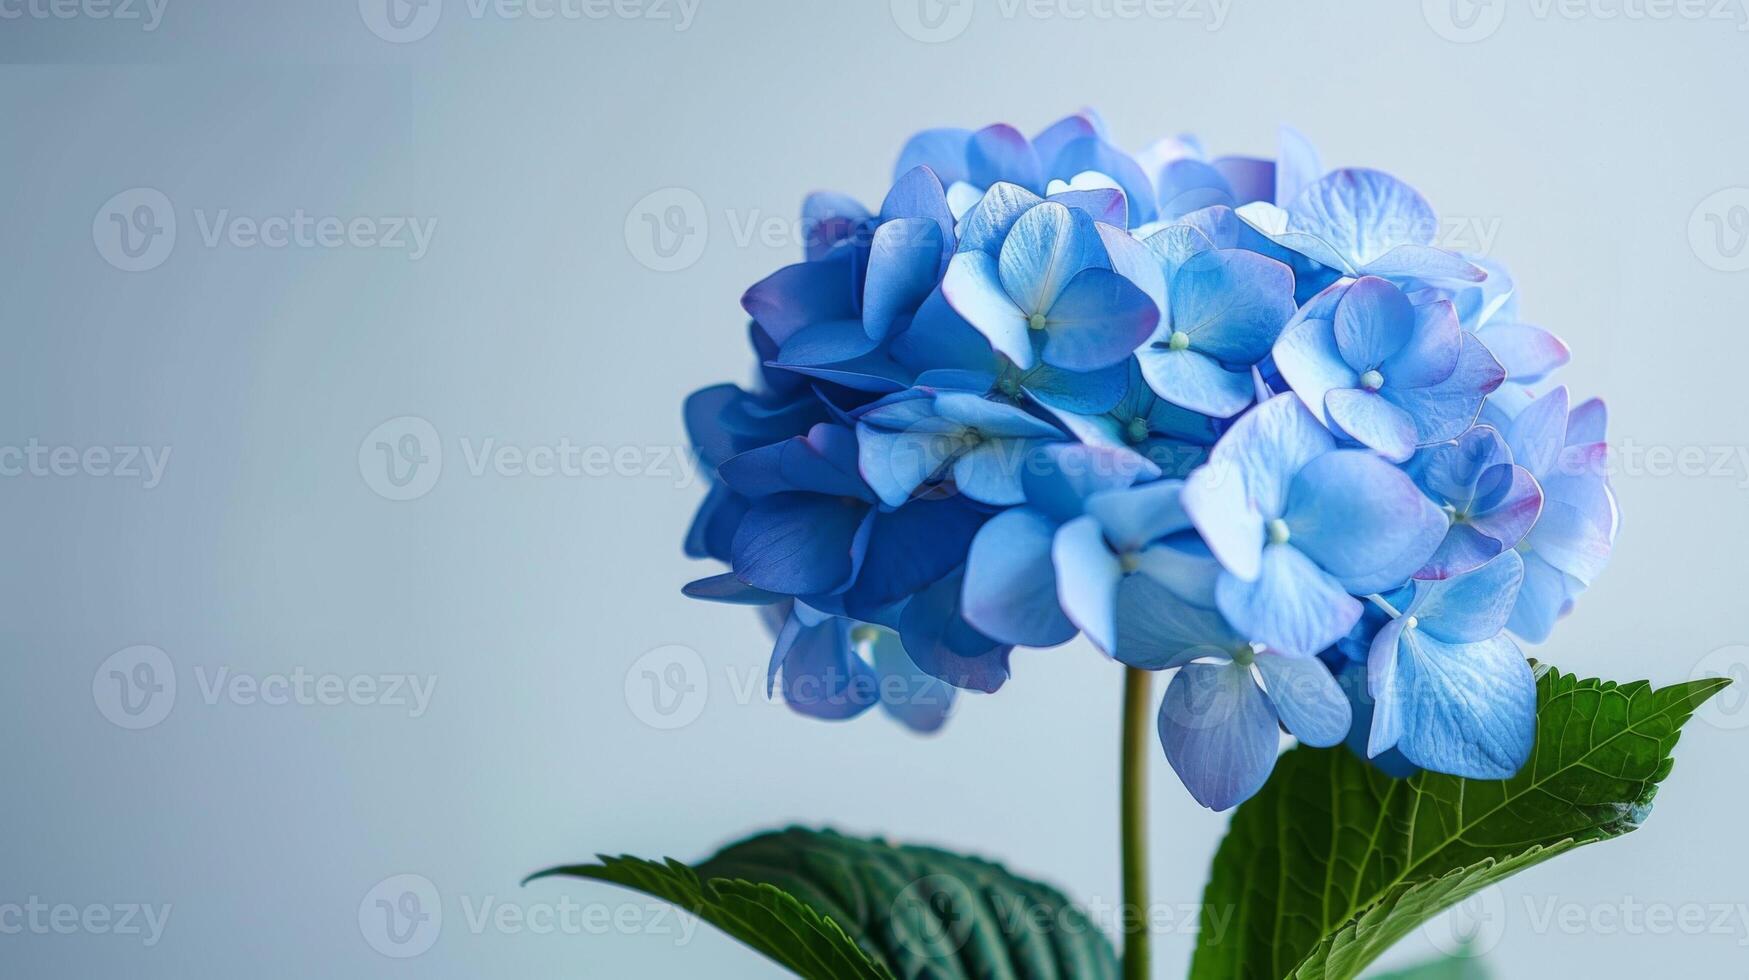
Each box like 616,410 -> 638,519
680,114 -> 1617,809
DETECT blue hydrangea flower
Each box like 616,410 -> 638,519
1406,424 -> 1543,579
1368,550 -> 1535,778
1273,276 -> 1505,462
1132,224 -> 1297,418
1487,386 -> 1619,641
855,389 -> 1068,507
942,201 -> 1159,375
1238,169 -> 1485,285
1113,580 -> 1350,810
1182,394 -> 1446,656
679,115 -> 1620,797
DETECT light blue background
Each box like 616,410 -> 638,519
3,1 -> 1748,976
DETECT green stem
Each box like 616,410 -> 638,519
1120,665 -> 1152,980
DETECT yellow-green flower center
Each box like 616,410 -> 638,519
1360,369 -> 1385,391
1028,312 -> 1049,331
1167,330 -> 1191,351
1266,518 -> 1291,546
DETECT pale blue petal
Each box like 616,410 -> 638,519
1159,661 -> 1281,811
998,201 -> 1106,316
1287,169 -> 1437,270
1383,298 -> 1462,389
1114,572 -> 1245,669
1414,550 -> 1524,644
1215,543 -> 1362,658
952,439 -> 1034,505
1053,514 -> 1125,653
1182,394 -> 1334,580
1504,385 -> 1571,480
942,250 -> 1033,370
856,422 -> 958,507
1325,388 -> 1418,462
1272,299 -> 1359,423
894,128 -> 971,186
870,628 -> 958,733
1333,275 -> 1414,369
1020,442 -> 1158,523
1284,450 -> 1448,594
1255,653 -> 1351,747
1382,332 -> 1505,446
1137,346 -> 1257,418
1169,249 -> 1296,364
1085,480 -> 1192,553
961,507 -> 1078,647
967,123 -> 1044,192
956,182 -> 1044,256
1475,322 -> 1571,384
1041,267 -> 1160,372
1360,245 -> 1486,283
1135,536 -> 1222,608
1508,552 -> 1575,643
1275,126 -> 1322,206
1369,630 -> 1535,779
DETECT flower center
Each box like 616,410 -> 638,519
1266,518 -> 1291,546
1360,369 -> 1385,391
1231,644 -> 1258,667
850,624 -> 880,645
1028,312 -> 1049,331
1124,418 -> 1150,444
1167,330 -> 1191,351
1404,616 -> 1420,631
1118,551 -> 1143,575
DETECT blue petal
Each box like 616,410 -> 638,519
1114,572 -> 1245,669
1475,321 -> 1571,384
967,123 -> 1044,193
1505,385 -> 1571,481
802,191 -> 871,261
1213,156 -> 1275,207
1283,450 -> 1447,595
1019,442 -> 1157,523
741,256 -> 857,344
901,569 -> 1015,693
1085,480 -> 1192,553
1041,268 -> 1160,372
1215,543 -> 1361,658
1333,275 -> 1414,370
1275,126 -> 1322,206
894,128 -> 971,186
855,424 -> 957,508
834,497 -> 985,620
933,391 -> 1064,438
1369,628 -> 1535,779
1157,158 -> 1235,220
775,616 -> 879,721
942,250 -> 1032,369
1255,652 -> 1351,747
1020,360 -> 1130,414
1414,550 -> 1524,644
862,218 -> 945,341
1272,287 -> 1360,423
682,572 -> 784,606
1383,298 -> 1462,389
732,493 -> 873,595
1182,394 -> 1335,581
1136,347 -> 1257,418
1360,245 -> 1485,283
1382,332 -> 1504,445
1159,661 -> 1281,811
1169,249 -> 1296,364
684,484 -> 747,561
1286,168 -> 1439,272
1325,388 -> 1418,462
1047,135 -> 1159,226
1507,552 -> 1575,643
952,439 -> 1037,505
880,165 -> 957,251
718,423 -> 870,499
1053,514 -> 1125,653
955,182 -> 1044,256
998,202 -> 1107,316
870,627 -> 959,732
961,507 -> 1078,648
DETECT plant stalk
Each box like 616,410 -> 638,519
1120,665 -> 1152,980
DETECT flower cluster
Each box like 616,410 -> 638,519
681,111 -> 1618,810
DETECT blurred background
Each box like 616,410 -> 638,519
2,1 -> 1747,976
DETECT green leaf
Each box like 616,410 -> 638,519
528,826 -> 1119,980
1189,666 -> 1729,980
